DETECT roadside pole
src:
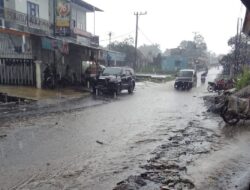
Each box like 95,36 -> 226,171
134,12 -> 147,70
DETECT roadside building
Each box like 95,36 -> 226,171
98,48 -> 126,67
52,0 -> 102,86
0,0 -> 52,87
161,55 -> 188,73
0,0 -> 102,88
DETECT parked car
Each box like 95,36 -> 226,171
94,67 -> 136,96
174,69 -> 197,90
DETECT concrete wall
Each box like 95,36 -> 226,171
4,0 -> 15,9
15,0 -> 49,21
71,3 -> 87,31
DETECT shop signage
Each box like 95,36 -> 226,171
41,37 -> 69,54
73,28 -> 91,38
55,0 -> 71,36
76,35 -> 90,46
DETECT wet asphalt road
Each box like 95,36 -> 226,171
1,67 -> 250,190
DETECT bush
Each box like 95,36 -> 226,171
236,69 -> 250,90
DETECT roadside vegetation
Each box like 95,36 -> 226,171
236,68 -> 250,90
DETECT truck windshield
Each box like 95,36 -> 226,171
178,71 -> 193,77
102,67 -> 122,76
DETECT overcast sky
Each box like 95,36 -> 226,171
86,0 -> 245,55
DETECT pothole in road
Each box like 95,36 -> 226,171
113,121 -> 221,190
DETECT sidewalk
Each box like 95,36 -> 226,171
0,85 -> 90,101
0,85 -> 97,122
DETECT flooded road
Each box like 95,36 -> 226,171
1,67 -> 250,190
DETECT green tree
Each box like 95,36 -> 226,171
109,37 -> 140,68
220,33 -> 250,76
177,33 -> 208,69
139,44 -> 161,61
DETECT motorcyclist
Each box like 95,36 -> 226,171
43,64 -> 52,87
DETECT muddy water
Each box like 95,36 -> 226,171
0,67 -> 236,190
0,85 -> 86,100
189,124 -> 250,190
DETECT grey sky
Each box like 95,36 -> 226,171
87,0 -> 245,54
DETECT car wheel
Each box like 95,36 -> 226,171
115,84 -> 121,95
188,83 -> 193,90
128,82 -> 134,94
207,85 -> 214,92
174,84 -> 179,90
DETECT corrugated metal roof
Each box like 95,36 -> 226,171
71,0 -> 103,12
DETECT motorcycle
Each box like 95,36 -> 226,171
207,79 -> 234,93
201,73 -> 206,83
43,75 -> 56,89
207,90 -> 233,114
220,95 -> 250,125
200,70 -> 207,84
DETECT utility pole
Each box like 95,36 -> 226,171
134,11 -> 147,70
93,6 -> 96,35
108,32 -> 112,50
53,0 -> 56,66
233,18 -> 243,77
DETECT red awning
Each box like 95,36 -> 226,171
0,27 -> 30,36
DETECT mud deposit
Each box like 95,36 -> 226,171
114,121 -> 220,190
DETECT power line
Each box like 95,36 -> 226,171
138,27 -> 154,45
99,30 -> 135,42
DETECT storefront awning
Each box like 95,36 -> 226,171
0,27 -> 30,36
243,9 -> 250,35
56,36 -> 100,50
241,0 -> 250,10
71,0 -> 103,12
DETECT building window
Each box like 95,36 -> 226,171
27,1 -> 39,25
27,1 -> 39,17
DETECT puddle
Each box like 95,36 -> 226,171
0,93 -> 32,104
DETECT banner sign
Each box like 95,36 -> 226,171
55,0 -> 71,36
41,37 -> 69,54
